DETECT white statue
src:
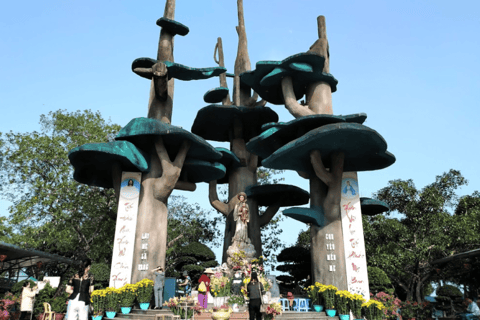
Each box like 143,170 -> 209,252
232,192 -> 250,243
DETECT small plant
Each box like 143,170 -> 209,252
321,285 -> 337,309
335,290 -> 351,315
210,274 -> 231,297
104,287 -> 120,312
400,301 -> 418,320
227,294 -> 245,306
91,289 -> 106,316
362,299 -> 385,320
50,292 -> 69,313
264,302 -> 282,320
372,292 -> 402,319
164,297 -> 180,316
348,294 -> 365,319
118,283 -> 137,307
305,282 -> 324,305
136,278 -> 154,303
0,293 -> 18,320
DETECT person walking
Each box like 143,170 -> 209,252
198,268 -> 214,309
246,272 -> 265,320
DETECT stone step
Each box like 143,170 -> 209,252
113,309 -> 339,320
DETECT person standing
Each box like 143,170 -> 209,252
151,266 -> 165,309
198,268 -> 214,309
178,271 -> 191,297
246,272 -> 264,320
66,259 -> 94,320
19,282 -> 37,320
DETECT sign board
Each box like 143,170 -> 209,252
109,172 -> 142,288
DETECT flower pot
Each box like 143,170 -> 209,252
54,314 -> 65,320
313,305 -> 324,312
211,311 -> 232,320
326,309 -> 336,317
339,314 -> 350,320
92,316 -> 103,320
121,307 -> 132,314
139,303 -> 150,310
105,311 -> 116,319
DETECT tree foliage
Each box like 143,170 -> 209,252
165,195 -> 220,282
364,169 -> 480,303
0,110 -> 120,263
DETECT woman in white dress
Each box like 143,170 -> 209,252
232,192 -> 250,243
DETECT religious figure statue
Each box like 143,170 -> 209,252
232,192 -> 250,243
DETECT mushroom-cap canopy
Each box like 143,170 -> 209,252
156,17 -> 189,36
191,104 -> 278,142
247,113 -> 367,159
262,122 -> 395,175
360,197 -> 390,216
240,53 -> 338,105
214,147 -> 242,184
68,140 -> 149,188
245,184 -> 309,207
203,87 -> 229,104
115,117 -> 222,161
282,206 -> 325,228
132,58 -> 226,80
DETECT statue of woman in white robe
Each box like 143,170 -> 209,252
232,192 -> 250,243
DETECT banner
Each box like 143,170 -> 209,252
109,172 -> 141,288
340,172 -> 370,300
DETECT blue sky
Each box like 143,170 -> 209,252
1,0 -> 479,271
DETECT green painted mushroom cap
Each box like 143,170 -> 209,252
191,104 -> 278,142
181,159 -> 226,183
115,117 -> 222,161
245,184 -> 309,207
156,17 -> 189,36
214,147 -> 242,184
68,140 -> 149,188
203,87 -> 229,103
283,206 -> 325,228
240,53 -> 338,105
247,113 -> 367,159
262,122 -> 395,175
360,197 -> 390,216
132,58 -> 226,81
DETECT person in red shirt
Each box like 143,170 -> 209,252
198,268 -> 214,309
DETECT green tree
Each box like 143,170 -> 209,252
165,195 -> 220,282
0,110 -> 121,263
364,169 -> 473,303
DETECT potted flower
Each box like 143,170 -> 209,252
209,305 -> 233,320
306,282 -> 324,311
210,273 -> 232,307
349,294 -> 365,320
400,301 -> 417,320
362,300 -> 385,320
0,293 -> 18,320
104,287 -> 120,319
164,297 -> 180,316
118,284 -> 137,314
335,290 -> 351,320
91,289 -> 106,320
264,302 -> 282,320
227,295 -> 245,312
136,279 -> 154,310
322,285 -> 338,317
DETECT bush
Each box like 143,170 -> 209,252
33,283 -> 56,316
368,267 -> 394,295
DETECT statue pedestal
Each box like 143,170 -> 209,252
226,239 -> 256,270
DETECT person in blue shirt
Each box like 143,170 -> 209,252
178,271 -> 192,296
463,298 -> 480,320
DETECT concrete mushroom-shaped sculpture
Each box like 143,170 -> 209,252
247,113 -> 367,160
68,140 -> 149,199
213,148 -> 242,185
240,53 -> 338,106
260,121 -> 395,289
360,197 -> 390,216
